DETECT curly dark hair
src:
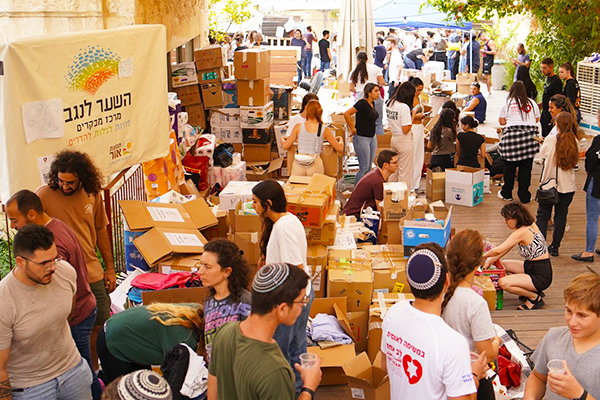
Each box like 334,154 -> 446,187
501,201 -> 535,228
203,239 -> 250,301
47,150 -> 103,195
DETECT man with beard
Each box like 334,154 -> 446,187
37,150 -> 115,372
0,225 -> 93,399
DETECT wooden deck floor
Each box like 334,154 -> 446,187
318,157 -> 594,399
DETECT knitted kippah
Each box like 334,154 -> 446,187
406,249 -> 443,291
118,370 -> 172,400
252,263 -> 290,293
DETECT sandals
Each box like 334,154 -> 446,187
519,291 -> 545,302
517,295 -> 545,310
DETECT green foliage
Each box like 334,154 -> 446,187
208,0 -> 253,42
0,239 -> 14,279
426,0 -> 600,83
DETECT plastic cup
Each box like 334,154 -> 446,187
300,353 -> 318,369
547,359 -> 566,374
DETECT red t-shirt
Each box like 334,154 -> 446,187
343,169 -> 385,219
47,218 -> 97,326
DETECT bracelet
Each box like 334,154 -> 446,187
472,372 -> 480,381
574,389 -> 588,400
301,387 -> 316,400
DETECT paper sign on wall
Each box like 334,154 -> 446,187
22,98 -> 64,143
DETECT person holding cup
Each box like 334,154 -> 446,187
207,263 -> 322,400
523,273 -> 600,400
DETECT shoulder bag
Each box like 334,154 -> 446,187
535,161 -> 559,204
295,122 -> 323,167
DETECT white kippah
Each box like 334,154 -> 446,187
252,263 -> 290,293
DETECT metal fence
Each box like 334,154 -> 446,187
103,164 -> 146,273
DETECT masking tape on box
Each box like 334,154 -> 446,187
242,51 -> 248,62
250,232 -> 258,244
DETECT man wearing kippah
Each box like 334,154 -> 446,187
380,243 -> 487,400
207,263 -> 322,400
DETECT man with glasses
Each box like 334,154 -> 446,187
36,150 -> 115,372
0,224 -> 93,399
5,190 -> 101,399
208,263 -> 322,400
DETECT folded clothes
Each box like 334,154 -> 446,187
310,313 -> 353,345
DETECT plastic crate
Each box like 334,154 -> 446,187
475,267 -> 506,289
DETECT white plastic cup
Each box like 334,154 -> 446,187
300,353 -> 318,369
547,359 -> 566,374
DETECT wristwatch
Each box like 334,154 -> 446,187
574,389 -> 588,400
301,387 -> 316,400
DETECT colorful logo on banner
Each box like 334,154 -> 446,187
65,45 -> 121,95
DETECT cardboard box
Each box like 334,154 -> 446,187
286,142 -> 342,179
213,126 -> 242,143
194,45 -> 227,70
246,157 -> 284,181
287,193 -> 329,229
376,131 -> 392,148
457,73 -> 477,85
458,84 -> 471,95
382,182 -> 409,221
474,276 -> 497,311
327,268 -> 373,312
306,173 -> 336,209
119,198 -> 218,231
223,62 -> 233,79
367,292 -> 414,361
347,311 -> 369,353
403,202 -> 452,257
328,249 -> 372,271
307,245 -> 328,298
305,204 -> 338,246
197,67 -> 225,84
243,142 -> 272,162
234,49 -> 271,80
222,80 -> 238,108
179,180 -> 202,198
174,84 -> 202,106
378,220 -> 402,244
240,102 -> 274,129
142,286 -> 208,305
201,82 -> 224,108
171,62 -> 198,88
308,297 -> 357,386
158,254 -> 203,273
210,108 -> 240,127
229,231 -> 260,266
426,169 -> 446,201
483,168 -> 491,194
133,226 -> 208,265
343,352 -> 390,400
185,104 -> 207,128
219,181 -> 258,210
230,201 -> 261,233
373,269 -> 410,294
242,125 -> 274,144
271,86 -> 294,120
237,78 -> 272,107
200,208 -> 229,241
445,167 -> 484,207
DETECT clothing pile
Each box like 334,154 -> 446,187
307,314 -> 353,346
127,272 -> 202,306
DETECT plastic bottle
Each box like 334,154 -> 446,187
496,289 -> 503,310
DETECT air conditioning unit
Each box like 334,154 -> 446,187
577,62 -> 600,135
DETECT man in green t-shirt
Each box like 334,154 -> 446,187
208,263 -> 322,400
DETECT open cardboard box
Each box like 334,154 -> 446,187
382,182 -> 409,221
133,227 -> 208,265
246,157 -> 284,181
367,292 -> 414,361
343,352 -> 390,400
158,254 -> 202,273
142,286 -> 208,305
402,201 -> 452,257
308,297 -> 357,386
445,166 -> 484,207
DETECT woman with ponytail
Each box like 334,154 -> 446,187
350,51 -> 385,135
535,111 -> 579,257
443,229 -> 501,400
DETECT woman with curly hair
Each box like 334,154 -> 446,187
97,303 -> 205,384
199,239 -> 251,347
535,112 -> 579,257
429,108 -> 457,171
443,229 -> 501,400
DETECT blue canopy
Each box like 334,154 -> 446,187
373,0 -> 472,30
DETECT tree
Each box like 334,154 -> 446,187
208,0 -> 252,42
426,0 -> 600,74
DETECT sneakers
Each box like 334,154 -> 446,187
548,245 -> 559,257
497,191 -> 512,201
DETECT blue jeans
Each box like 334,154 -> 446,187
587,179 -> 600,252
374,97 -> 384,135
71,308 -> 102,400
12,358 -> 92,400
353,135 -> 378,186
297,61 -> 303,84
320,61 -> 330,72
274,290 -> 315,394
301,51 -> 313,78
404,55 -> 416,69
448,56 -> 456,79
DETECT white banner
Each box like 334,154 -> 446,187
0,24 -> 170,199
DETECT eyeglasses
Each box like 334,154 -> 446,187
22,256 -> 62,271
293,295 -> 310,308
57,177 -> 80,187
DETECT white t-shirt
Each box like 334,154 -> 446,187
286,114 -> 306,137
351,63 -> 383,93
388,49 -> 403,83
265,213 -> 311,294
442,286 -> 496,352
498,98 -> 540,126
381,302 -> 476,400
386,101 -> 412,142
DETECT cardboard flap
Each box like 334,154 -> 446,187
307,344 -> 356,367
183,198 -> 219,230
310,297 -> 347,318
306,173 -> 336,195
119,200 -> 195,231
373,352 -> 390,386
342,352 -> 375,388
287,175 -> 312,185
334,303 -> 356,341
246,157 -> 284,175
134,227 -> 207,265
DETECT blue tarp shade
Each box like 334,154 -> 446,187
373,0 -> 472,30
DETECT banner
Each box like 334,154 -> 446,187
0,24 -> 170,200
